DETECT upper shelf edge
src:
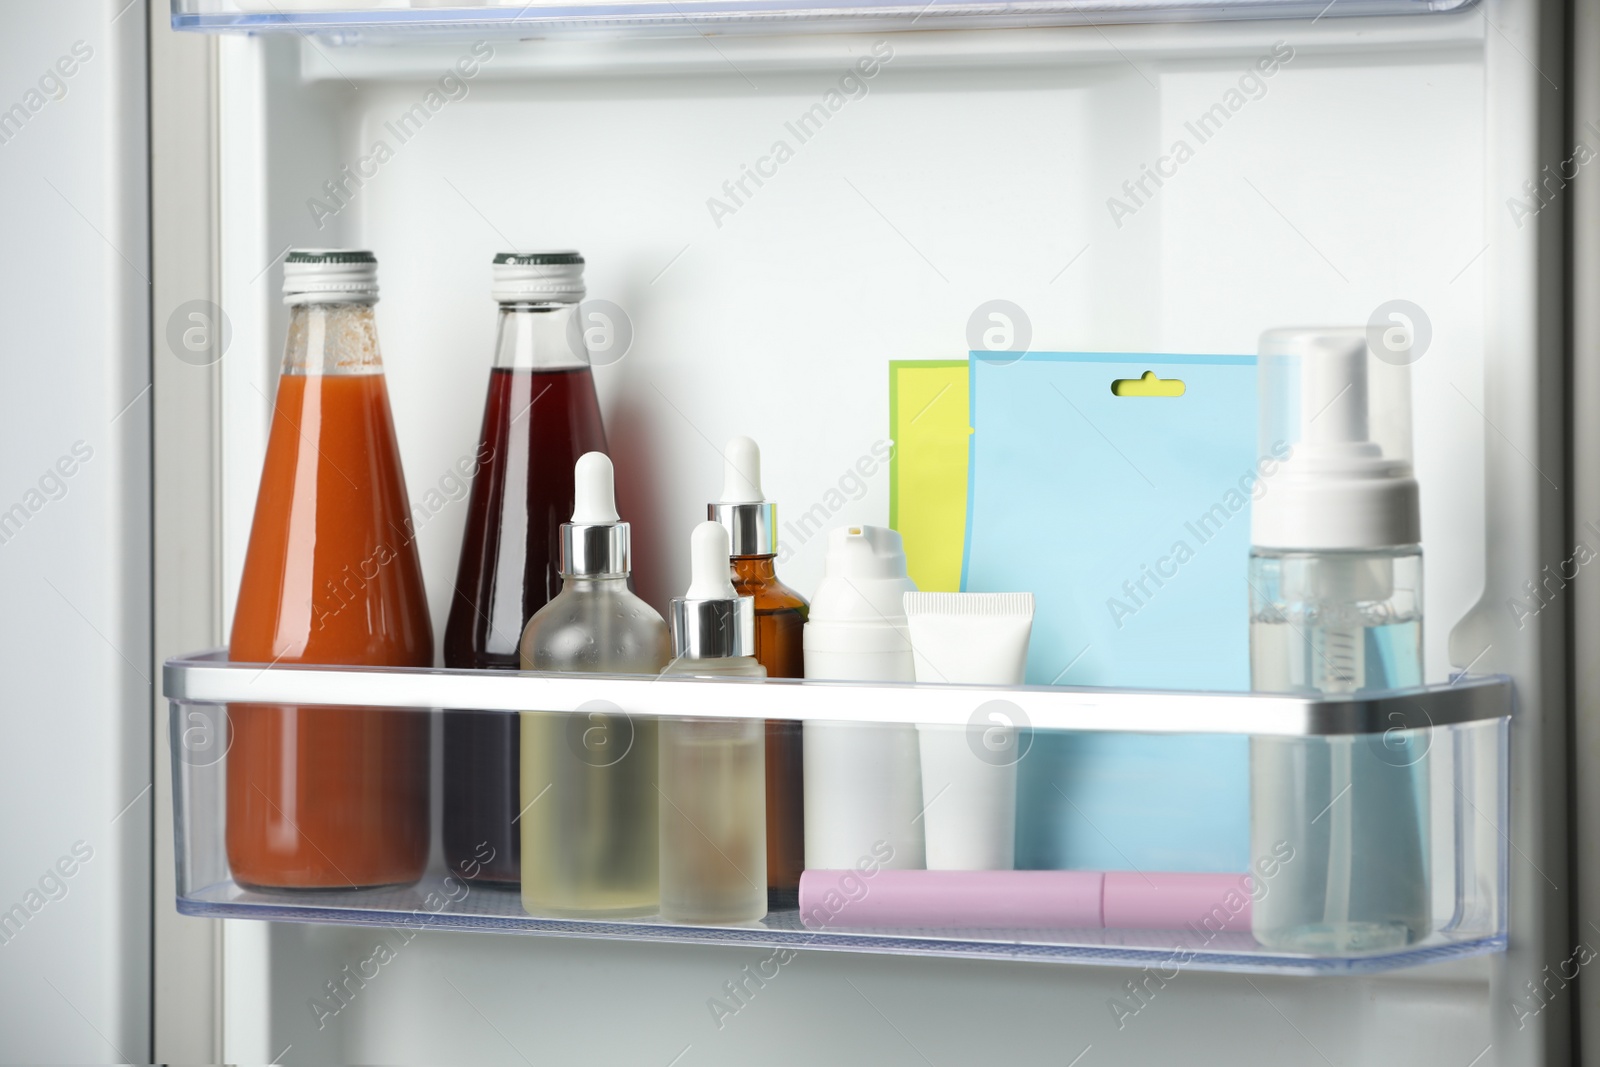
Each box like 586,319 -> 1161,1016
171,0 -> 1479,36
163,650 -> 1512,737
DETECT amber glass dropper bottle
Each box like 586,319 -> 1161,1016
711,437 -> 809,910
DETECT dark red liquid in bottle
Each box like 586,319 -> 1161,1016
443,365 -> 607,883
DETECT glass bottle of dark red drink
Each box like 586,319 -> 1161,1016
443,252 -> 608,884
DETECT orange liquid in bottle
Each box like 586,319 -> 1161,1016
227,371 -> 433,889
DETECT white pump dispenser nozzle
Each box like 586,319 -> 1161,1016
571,452 -> 621,524
1302,337 -> 1370,448
1252,329 -> 1419,551
720,436 -> 763,504
687,521 -> 738,601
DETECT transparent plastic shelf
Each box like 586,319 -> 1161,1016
166,651 -> 1510,974
171,0 -> 1476,36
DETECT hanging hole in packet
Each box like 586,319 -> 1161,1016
1111,370 -> 1186,397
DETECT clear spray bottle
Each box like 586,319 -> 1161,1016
1249,328 -> 1430,954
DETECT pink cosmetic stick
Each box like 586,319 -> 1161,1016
798,869 -> 1253,932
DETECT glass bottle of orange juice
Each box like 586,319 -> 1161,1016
227,249 -> 433,890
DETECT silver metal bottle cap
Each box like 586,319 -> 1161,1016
282,249 -> 379,306
560,522 -> 630,578
491,250 -> 585,305
709,501 -> 777,557
671,596 -> 756,660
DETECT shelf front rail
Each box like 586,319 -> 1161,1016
166,650 -> 1510,737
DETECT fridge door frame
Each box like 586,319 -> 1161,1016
145,0 -> 1573,1060
150,3 -> 224,1062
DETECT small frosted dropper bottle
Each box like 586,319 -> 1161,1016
660,521 -> 768,923
1249,328 -> 1429,954
710,437 -> 809,909
519,452 -> 670,918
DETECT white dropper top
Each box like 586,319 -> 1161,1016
672,521 -> 755,659
687,521 -> 739,600
720,436 -> 764,504
571,451 -> 620,523
710,436 -> 777,556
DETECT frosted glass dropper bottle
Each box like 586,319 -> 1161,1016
519,452 -> 670,918
660,521 -> 768,924
1249,329 -> 1429,954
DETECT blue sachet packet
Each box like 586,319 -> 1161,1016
964,352 -> 1257,873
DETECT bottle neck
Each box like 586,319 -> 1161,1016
282,302 -> 382,376
731,555 -> 779,582
493,303 -> 591,371
561,574 -> 631,592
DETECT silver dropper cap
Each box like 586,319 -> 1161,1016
709,436 -> 777,556
671,522 -> 756,659
560,452 -> 631,578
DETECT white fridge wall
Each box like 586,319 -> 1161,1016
0,1 -> 151,1063
222,23 -> 1488,673
206,11 -> 1555,1065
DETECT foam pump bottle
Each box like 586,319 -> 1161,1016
519,452 -> 670,917
1249,328 -> 1430,954
660,521 -> 768,924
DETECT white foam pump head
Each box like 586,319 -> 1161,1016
571,452 -> 621,524
720,436 -> 764,504
687,521 -> 738,601
1253,329 -> 1420,551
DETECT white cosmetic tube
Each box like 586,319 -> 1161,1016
905,592 -> 1035,871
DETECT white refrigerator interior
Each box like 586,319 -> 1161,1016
193,4 -> 1558,1064
0,1 -> 151,1063
0,0 -> 1570,1061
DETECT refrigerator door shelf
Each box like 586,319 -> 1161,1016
164,650 -> 1509,735
165,652 -> 1509,975
170,0 -> 1476,35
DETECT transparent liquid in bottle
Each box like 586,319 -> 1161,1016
519,575 -> 669,918
659,658 -> 767,924
1249,548 -> 1430,954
